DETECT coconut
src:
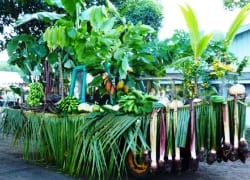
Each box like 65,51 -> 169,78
78,103 -> 93,112
168,100 -> 183,109
229,84 -> 246,96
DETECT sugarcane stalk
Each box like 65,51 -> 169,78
158,108 -> 166,167
149,108 -> 159,172
165,107 -> 173,173
190,100 -> 198,169
221,101 -> 232,160
207,102 -> 217,165
197,103 -> 206,162
227,95 -> 239,161
238,94 -> 248,163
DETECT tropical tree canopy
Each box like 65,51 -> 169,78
0,0 -> 163,51
224,0 -> 250,10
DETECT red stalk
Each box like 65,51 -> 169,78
159,108 -> 166,167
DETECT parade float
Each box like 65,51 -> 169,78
0,1 -> 250,180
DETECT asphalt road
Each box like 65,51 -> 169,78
1,135 -> 250,180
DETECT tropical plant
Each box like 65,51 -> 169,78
7,34 -> 48,83
0,0 -> 61,51
119,0 -> 164,31
224,0 -> 250,10
173,3 -> 213,98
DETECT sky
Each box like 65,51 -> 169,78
1,0 -> 249,61
158,0 -> 248,39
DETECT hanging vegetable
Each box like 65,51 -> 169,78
165,105 -> 173,173
228,84 -> 246,161
149,108 -> 160,172
158,108 -> 166,168
210,95 -> 232,161
238,95 -> 249,163
207,98 -> 217,165
189,98 -> 201,170
169,99 -> 184,173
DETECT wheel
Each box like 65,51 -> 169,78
126,151 -> 150,179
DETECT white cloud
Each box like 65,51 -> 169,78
158,0 -> 246,40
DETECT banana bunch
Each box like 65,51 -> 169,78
57,96 -> 79,114
27,82 -> 44,107
118,89 -> 158,114
43,25 -> 69,49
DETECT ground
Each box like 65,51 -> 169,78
0,135 -> 250,180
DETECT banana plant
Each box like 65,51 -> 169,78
224,3 -> 250,51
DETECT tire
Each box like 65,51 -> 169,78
126,151 -> 150,179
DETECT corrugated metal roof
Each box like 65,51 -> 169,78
236,23 -> 250,35
0,71 -> 24,87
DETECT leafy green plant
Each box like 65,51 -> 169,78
27,82 -> 44,107
118,89 -> 158,114
177,3 -> 213,98
120,0 -> 163,31
57,96 -> 79,114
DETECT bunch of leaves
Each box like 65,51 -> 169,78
27,82 -> 44,107
7,34 -> 48,83
0,0 -> 62,51
120,0 -> 163,31
118,88 -> 158,114
57,96 -> 79,114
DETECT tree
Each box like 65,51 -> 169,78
223,0 -> 250,10
0,0 -> 61,51
119,0 -> 163,31
0,0 -> 163,51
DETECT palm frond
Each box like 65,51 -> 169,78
179,3 -> 199,57
225,3 -> 250,49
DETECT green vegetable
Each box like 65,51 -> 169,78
57,96 -> 79,114
27,82 -> 44,107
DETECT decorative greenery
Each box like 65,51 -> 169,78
0,108 -> 150,179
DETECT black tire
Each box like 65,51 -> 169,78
126,151 -> 150,179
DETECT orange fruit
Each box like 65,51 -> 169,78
117,80 -> 124,90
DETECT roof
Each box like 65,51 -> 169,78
236,23 -> 250,35
0,71 -> 24,88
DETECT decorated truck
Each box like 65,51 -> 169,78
1,1 -> 250,180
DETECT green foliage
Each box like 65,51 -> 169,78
7,34 -> 48,82
120,0 -> 163,31
118,89 -> 158,114
0,0 -> 60,51
57,96 -> 79,114
27,82 -> 44,107
224,0 -> 250,10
